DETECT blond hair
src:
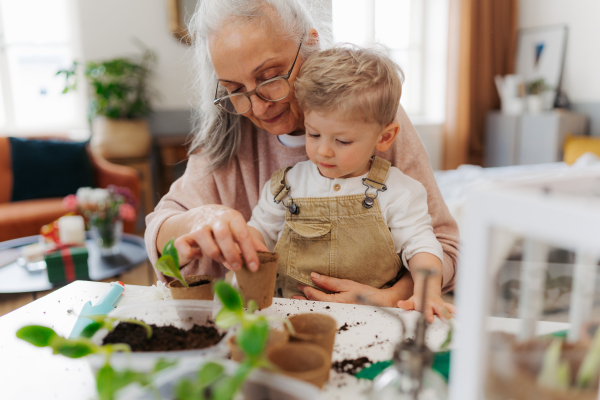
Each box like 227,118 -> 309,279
295,45 -> 404,126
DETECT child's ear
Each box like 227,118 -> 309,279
375,123 -> 400,152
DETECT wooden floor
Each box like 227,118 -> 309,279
0,261 -> 157,317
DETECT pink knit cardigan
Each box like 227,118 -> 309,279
145,107 -> 459,290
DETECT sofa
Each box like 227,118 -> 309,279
0,137 -> 140,242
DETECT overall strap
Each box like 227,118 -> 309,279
365,156 -> 391,191
270,166 -> 293,204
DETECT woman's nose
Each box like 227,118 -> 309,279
250,93 -> 270,117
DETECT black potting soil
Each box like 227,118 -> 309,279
332,357 -> 372,375
189,280 -> 210,287
102,322 -> 224,352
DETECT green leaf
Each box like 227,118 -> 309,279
174,378 -> 200,400
198,362 -> 224,386
215,308 -> 241,329
96,364 -> 117,400
247,300 -> 258,314
237,317 -> 269,358
80,321 -> 103,338
211,376 -> 240,400
214,281 -> 244,313
16,326 -> 57,347
577,325 -> 600,388
155,254 -> 188,288
162,238 -> 179,269
54,339 -> 96,358
537,338 -> 570,390
153,358 -> 177,374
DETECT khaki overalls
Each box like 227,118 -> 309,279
270,156 -> 403,298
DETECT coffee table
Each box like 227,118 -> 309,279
0,234 -> 148,293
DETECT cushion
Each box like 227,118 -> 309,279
564,136 -> 600,165
9,137 -> 94,202
0,137 -> 12,203
0,198 -> 66,242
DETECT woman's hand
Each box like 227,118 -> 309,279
292,272 -> 414,308
171,205 -> 268,272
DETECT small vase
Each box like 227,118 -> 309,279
90,219 -> 123,256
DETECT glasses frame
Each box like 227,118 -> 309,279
213,36 -> 304,115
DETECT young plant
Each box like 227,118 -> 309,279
17,321 -> 172,400
537,338 -> 571,390
155,238 -> 188,287
81,315 -> 153,340
577,325 -> 600,388
174,281 -> 279,400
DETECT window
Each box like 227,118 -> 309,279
0,0 -> 86,134
332,0 -> 448,123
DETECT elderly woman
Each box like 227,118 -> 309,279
145,0 -> 459,307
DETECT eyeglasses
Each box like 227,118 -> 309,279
213,37 -> 304,115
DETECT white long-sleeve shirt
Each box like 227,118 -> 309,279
248,160 -> 443,269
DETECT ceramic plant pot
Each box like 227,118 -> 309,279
267,342 -> 331,388
168,275 -> 215,300
91,117 -> 152,159
286,313 -> 337,359
228,329 -> 289,362
234,251 -> 279,309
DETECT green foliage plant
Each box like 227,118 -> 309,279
174,281 -> 295,400
155,238 -> 188,287
526,78 -> 550,95
57,46 -> 156,121
17,317 -> 173,400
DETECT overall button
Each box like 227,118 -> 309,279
333,184 -> 341,191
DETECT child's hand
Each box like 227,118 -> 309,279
398,254 -> 455,323
397,292 -> 455,323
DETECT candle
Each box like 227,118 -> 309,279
58,216 -> 86,244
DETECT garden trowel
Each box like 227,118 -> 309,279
69,281 -> 125,339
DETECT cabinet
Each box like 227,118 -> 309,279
484,111 -> 588,167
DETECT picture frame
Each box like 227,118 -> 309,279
515,25 -> 568,106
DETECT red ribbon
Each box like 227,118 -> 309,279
45,243 -> 84,282
60,247 -> 76,282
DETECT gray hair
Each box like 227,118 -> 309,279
187,0 -> 332,171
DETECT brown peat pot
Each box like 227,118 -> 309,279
228,329 -> 289,362
168,275 -> 216,300
234,251 -> 279,309
286,313 -> 337,358
267,342 -> 330,388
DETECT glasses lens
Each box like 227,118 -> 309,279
257,78 -> 290,101
219,94 -> 251,115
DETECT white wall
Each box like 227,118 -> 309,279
519,0 -> 600,103
75,0 -> 192,110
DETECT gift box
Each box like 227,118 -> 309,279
45,245 -> 90,284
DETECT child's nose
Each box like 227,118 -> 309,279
250,93 -> 270,117
317,143 -> 334,158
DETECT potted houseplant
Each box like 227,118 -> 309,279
57,48 -> 156,159
63,186 -> 137,256
526,78 -> 550,114
156,238 -> 216,300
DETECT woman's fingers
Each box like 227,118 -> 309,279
229,216 -> 260,272
211,219 -> 244,271
397,298 -> 416,311
193,225 -> 226,264
291,295 -> 309,300
298,284 -> 337,302
310,272 -> 351,293
174,233 -> 204,264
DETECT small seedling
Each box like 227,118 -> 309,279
175,281 -> 286,400
17,320 -> 173,400
156,238 -> 188,287
81,315 -> 153,339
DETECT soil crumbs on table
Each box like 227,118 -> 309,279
332,357 -> 372,375
189,280 -> 210,287
102,322 -> 223,352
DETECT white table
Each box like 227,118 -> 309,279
0,281 -> 569,400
